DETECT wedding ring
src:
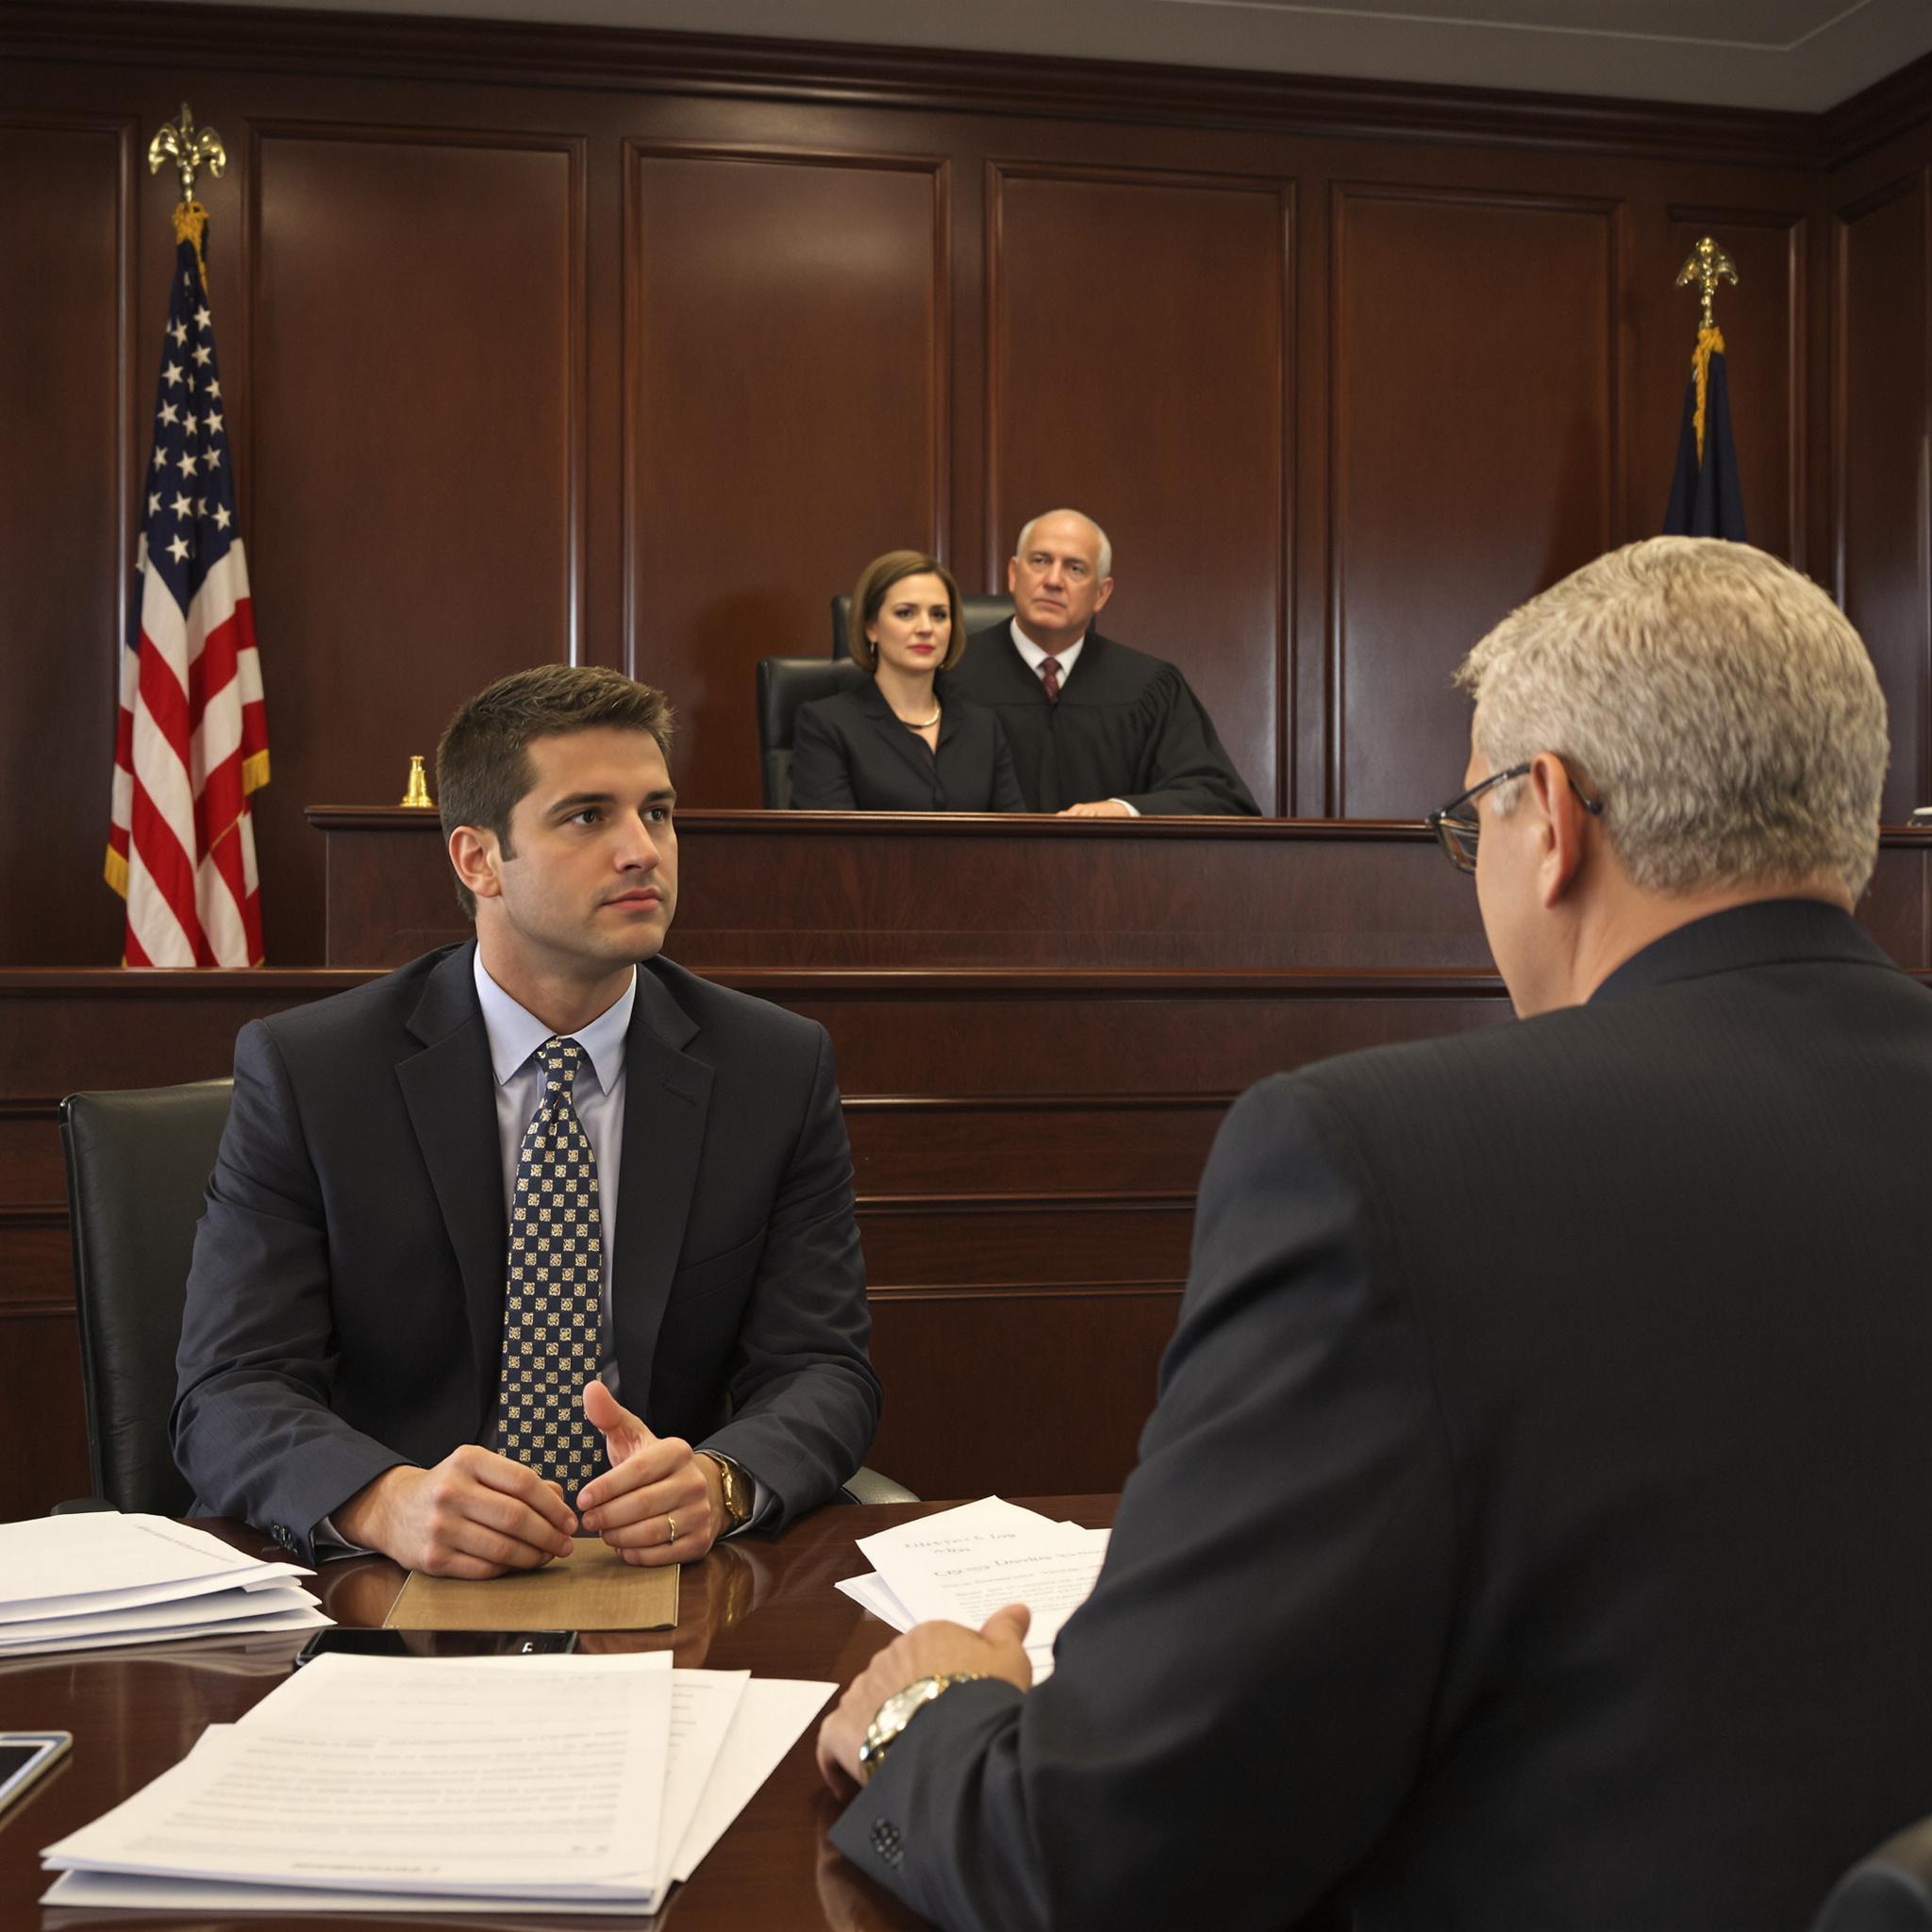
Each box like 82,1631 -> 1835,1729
665,1515 -> 678,1545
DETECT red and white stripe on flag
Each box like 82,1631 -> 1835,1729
106,208 -> 268,968
107,542 -> 268,967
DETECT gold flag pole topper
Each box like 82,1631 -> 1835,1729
147,103 -> 227,278
1674,236 -> 1739,465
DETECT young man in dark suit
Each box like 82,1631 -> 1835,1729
174,665 -> 879,1573
819,538 -> 1932,1931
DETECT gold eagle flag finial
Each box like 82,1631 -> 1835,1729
1675,235 -> 1739,336
147,102 -> 227,205
1674,236 -> 1740,465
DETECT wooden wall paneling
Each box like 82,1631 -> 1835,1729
247,122 -> 586,965
623,142 -> 948,806
1330,183 -> 1618,819
1293,165 -> 1335,818
842,1094 -> 1230,1196
987,161 -> 1291,813
0,1310 -> 89,1517
858,1195 -> 1194,1286
1641,208 -> 1807,563
868,1288 -> 1181,1499
0,117 -> 132,967
1834,171 -> 1932,822
786,976 -> 1514,1097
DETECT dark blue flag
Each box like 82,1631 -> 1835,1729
1663,329 -> 1746,540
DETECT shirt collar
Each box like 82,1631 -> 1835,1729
1009,619 -> 1086,682
472,948 -> 636,1095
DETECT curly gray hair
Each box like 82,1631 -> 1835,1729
1456,538 -> 1888,900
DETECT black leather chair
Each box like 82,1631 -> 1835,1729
756,656 -> 868,808
828,591 -> 1014,658
1812,1817 -> 1932,1930
59,1080 -> 232,1514
58,1078 -> 915,1512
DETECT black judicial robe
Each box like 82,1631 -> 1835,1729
791,679 -> 1025,812
943,625 -> 1260,815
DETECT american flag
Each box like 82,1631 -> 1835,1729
106,210 -> 268,967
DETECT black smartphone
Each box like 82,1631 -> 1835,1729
0,1732 -> 73,1822
292,1629 -> 577,1667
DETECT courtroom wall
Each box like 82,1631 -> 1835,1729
1828,92 -> 1932,828
0,2 -> 1856,967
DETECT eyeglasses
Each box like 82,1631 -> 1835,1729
1426,763 -> 1603,874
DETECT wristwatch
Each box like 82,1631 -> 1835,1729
700,1451 -> 753,1531
858,1673 -> 982,1785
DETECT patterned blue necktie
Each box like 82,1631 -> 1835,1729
497,1036 -> 603,1502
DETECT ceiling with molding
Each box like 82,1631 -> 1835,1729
145,0 -> 1932,112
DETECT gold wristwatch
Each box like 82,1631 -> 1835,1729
701,1451 -> 753,1531
858,1673 -> 983,1784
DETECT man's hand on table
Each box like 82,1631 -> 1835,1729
575,1379 -> 723,1566
333,1446 -> 576,1577
816,1604 -> 1034,1798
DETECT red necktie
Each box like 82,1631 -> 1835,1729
1040,657 -> 1061,704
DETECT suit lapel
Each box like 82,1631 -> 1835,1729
858,680 -> 940,784
397,943 -> 507,1422
612,965 -> 712,1392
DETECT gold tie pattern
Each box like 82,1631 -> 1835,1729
498,1036 -> 602,1500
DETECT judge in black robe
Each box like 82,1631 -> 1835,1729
943,623 -> 1260,816
791,680 -> 1025,812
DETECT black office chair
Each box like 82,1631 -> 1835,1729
1812,1817 -> 1932,1930
58,1078 -> 916,1510
59,1080 -> 232,1514
756,656 -> 868,808
828,591 -> 1015,658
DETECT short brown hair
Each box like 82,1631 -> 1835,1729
436,664 -> 675,918
848,551 -> 964,673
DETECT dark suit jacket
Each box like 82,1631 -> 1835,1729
791,680 -> 1024,812
834,900 -> 1932,1931
173,942 -> 881,1561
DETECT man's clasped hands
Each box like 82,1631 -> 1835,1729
332,1380 -> 727,1576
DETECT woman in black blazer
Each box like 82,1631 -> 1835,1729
791,550 -> 1025,811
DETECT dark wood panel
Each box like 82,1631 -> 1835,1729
0,1215 -> 69,1308
989,165 -> 1289,812
249,126 -> 583,964
0,1105 -> 66,1204
803,982 -> 1511,1096
844,1096 -> 1229,1196
0,970 -> 363,1099
1836,173 -> 1930,821
625,144 -> 945,806
1332,185 -> 1616,818
0,1309 -> 89,1518
0,119 -> 129,968
310,808 -> 1497,970
868,1289 -> 1181,1498
858,1197 -> 1193,1286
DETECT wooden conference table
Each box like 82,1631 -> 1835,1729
0,1498 -> 1116,1930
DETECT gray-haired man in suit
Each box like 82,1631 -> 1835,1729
819,539 -> 1932,1931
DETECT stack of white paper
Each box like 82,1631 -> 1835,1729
836,1496 -> 1110,1681
40,1651 -> 834,1916
0,1513 -> 328,1657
